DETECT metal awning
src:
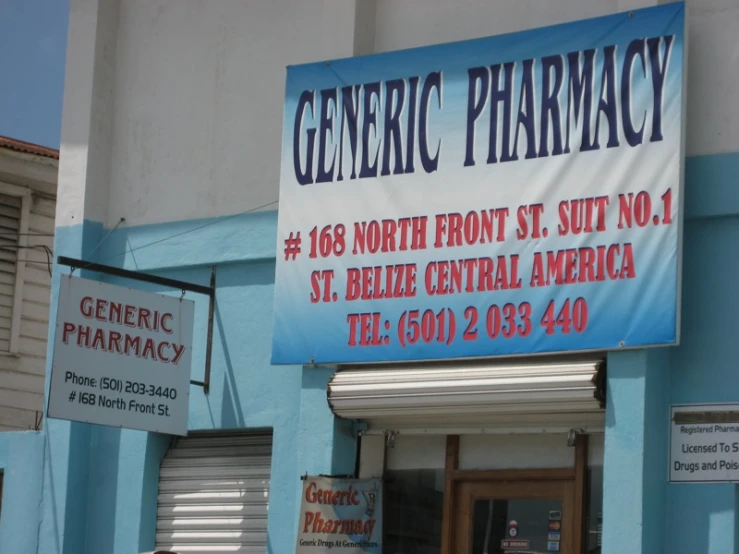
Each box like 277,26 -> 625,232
327,358 -> 606,433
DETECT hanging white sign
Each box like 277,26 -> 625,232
47,275 -> 195,435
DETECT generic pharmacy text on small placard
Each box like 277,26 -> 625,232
48,275 -> 195,436
271,3 -> 686,365
297,476 -> 382,554
670,404 -> 739,483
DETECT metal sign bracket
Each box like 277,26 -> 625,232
56,256 -> 216,394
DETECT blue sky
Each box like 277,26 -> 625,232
0,0 -> 69,148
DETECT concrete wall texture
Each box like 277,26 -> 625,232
0,0 -> 737,552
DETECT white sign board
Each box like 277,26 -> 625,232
296,476 -> 382,554
670,404 -> 739,483
48,275 -> 195,435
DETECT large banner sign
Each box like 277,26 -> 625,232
48,275 -> 195,435
297,476 -> 382,553
272,4 -> 685,365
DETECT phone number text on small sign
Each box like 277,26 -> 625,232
47,275 -> 195,436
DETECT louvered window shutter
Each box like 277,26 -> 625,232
0,193 -> 21,351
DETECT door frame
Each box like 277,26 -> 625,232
453,475 -> 575,554
440,434 -> 589,554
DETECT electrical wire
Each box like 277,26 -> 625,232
86,216 -> 126,260
0,232 -> 55,237
1,198 -> 279,277
15,261 -> 51,272
0,245 -> 53,276
72,199 -> 279,273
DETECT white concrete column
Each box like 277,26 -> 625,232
39,2 -> 120,554
56,0 -> 118,230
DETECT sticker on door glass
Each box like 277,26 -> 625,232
508,520 -> 518,537
547,540 -> 561,551
501,539 -> 530,550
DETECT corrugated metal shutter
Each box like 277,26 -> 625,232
0,193 -> 20,351
155,431 -> 272,554
328,359 -> 606,432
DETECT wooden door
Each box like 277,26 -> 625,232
452,476 -> 576,554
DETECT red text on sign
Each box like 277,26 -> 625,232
516,203 -> 546,239
62,294 -> 187,365
309,224 -> 346,258
347,312 -> 387,347
434,208 -> 509,248
310,270 -> 336,303
61,324 -> 186,365
558,196 -> 609,235
304,481 -> 360,506
618,189 -> 673,229
80,296 -> 173,334
353,217 -> 427,254
530,243 -> 635,287
425,255 -> 522,295
346,265 -> 417,301
541,298 -> 589,335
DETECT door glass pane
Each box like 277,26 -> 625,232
384,469 -> 444,554
586,466 -> 603,553
471,498 -> 563,554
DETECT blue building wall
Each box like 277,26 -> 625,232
1,152 -> 738,553
0,431 -> 45,554
30,212 -> 357,554
664,165 -> 739,553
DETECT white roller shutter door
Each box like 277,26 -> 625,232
328,358 -> 606,433
155,431 -> 272,553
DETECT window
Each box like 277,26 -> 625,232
385,468 -> 444,554
0,187 -> 30,354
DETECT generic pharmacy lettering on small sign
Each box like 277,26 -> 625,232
670,403 -> 739,483
47,275 -> 195,436
296,476 -> 382,554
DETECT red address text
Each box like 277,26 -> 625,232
311,244 -> 635,304
304,189 -> 673,260
346,298 -> 588,348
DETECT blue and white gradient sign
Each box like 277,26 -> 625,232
272,3 -> 685,365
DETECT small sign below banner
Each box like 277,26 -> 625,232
502,539 -> 530,550
47,275 -> 195,436
670,403 -> 739,483
297,476 -> 382,553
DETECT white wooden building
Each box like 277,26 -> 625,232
0,137 -> 57,431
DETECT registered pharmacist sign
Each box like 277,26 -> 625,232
47,275 -> 195,435
271,3 -> 686,365
670,404 -> 739,483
